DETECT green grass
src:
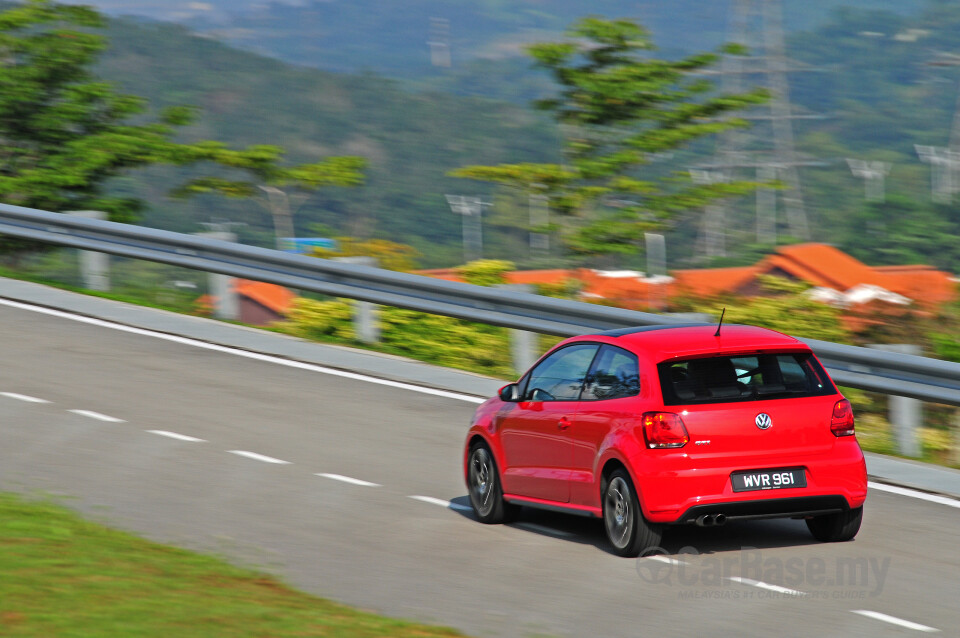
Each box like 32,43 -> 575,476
0,492 -> 462,637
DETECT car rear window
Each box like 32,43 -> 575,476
658,352 -> 835,405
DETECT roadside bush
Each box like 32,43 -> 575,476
277,298 -> 515,377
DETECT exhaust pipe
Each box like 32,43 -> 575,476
694,513 -> 727,527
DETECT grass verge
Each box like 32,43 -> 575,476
0,492 -> 462,637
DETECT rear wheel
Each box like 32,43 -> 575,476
806,506 -> 863,542
467,443 -> 516,523
603,469 -> 662,557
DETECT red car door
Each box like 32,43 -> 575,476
499,343 -> 599,504
568,345 -> 643,507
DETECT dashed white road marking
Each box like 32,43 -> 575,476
68,409 -> 125,423
228,450 -> 291,465
316,473 -> 380,487
514,522 -> 574,538
851,610 -> 939,633
868,481 -> 960,510
147,430 -> 206,443
726,577 -> 806,597
645,555 -> 685,566
1,392 -> 49,403
409,495 -> 473,512
0,298 -> 485,404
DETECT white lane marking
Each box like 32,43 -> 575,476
0,298 -> 485,404
645,555 -> 685,566
68,409 -> 125,423
409,495 -> 473,512
228,450 -> 291,465
316,473 -> 380,487
514,522 -> 574,538
868,481 -> 960,509
851,610 -> 939,633
0,392 -> 49,403
726,577 -> 806,596
147,430 -> 206,443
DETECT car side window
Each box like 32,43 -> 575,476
522,343 -> 599,402
581,345 -> 640,401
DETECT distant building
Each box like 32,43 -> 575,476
419,244 -> 957,311
234,279 -> 295,326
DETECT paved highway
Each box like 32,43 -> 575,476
1,300 -> 957,636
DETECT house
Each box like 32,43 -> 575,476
419,244 -> 957,311
197,280 -> 295,325
234,279 -> 295,325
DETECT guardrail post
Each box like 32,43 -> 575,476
195,231 -> 238,321
498,284 -> 538,374
869,343 -> 923,457
67,211 -> 110,291
952,409 -> 960,467
335,257 -> 379,343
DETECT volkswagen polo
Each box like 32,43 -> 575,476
463,324 -> 867,556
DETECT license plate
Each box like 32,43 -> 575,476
731,468 -> 806,492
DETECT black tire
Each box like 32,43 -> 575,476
602,469 -> 662,557
467,443 -> 517,524
806,506 -> 863,542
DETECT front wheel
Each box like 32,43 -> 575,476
467,443 -> 516,523
806,506 -> 863,542
603,469 -> 662,557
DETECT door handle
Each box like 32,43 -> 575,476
558,417 -> 572,430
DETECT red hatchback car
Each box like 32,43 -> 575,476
463,324 -> 867,556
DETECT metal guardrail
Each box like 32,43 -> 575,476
0,202 -> 958,406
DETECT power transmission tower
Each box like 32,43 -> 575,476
445,195 -> 489,263
695,0 -> 820,256
917,52 -> 960,202
427,18 -> 451,68
846,159 -> 891,203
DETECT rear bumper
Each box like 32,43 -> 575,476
632,440 -> 867,523
675,495 -> 851,525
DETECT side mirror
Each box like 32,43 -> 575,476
498,383 -> 520,402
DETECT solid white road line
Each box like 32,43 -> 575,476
68,409 -> 125,423
147,430 -> 206,443
851,610 -> 939,633
0,298 -> 485,405
0,392 -> 49,403
228,450 -> 291,465
408,495 -> 473,512
868,481 -> 960,510
726,577 -> 806,596
315,473 -> 380,487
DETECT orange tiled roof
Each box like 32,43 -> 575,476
764,243 -> 881,290
233,280 -> 295,315
670,266 -> 759,298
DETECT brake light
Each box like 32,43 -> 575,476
831,399 -> 855,437
642,412 -> 689,449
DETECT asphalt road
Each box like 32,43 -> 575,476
1,302 -> 957,637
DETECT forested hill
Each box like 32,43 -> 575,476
95,17 -> 559,266
91,2 -> 960,273
112,1 -> 925,79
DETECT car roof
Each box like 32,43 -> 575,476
572,324 -> 809,362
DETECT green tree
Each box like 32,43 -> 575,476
172,145 -> 365,249
451,17 -> 770,258
0,0 -> 188,227
0,0 -> 365,257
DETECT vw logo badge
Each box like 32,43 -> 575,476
755,413 -> 773,430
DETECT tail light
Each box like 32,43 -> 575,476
642,412 -> 689,449
831,399 -> 855,437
